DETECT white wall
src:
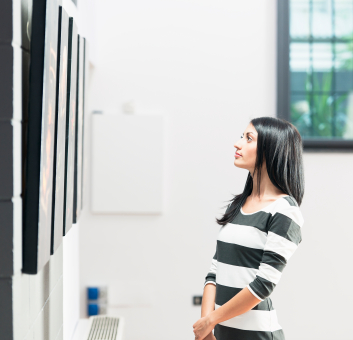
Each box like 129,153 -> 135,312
274,152 -> 353,339
13,246 -> 64,340
80,1 -> 353,340
63,223 -> 80,340
80,1 -> 276,339
61,1 -> 96,339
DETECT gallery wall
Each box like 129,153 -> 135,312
0,0 -> 95,339
80,1 -> 353,340
80,0 -> 276,339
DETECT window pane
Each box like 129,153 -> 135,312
312,43 -> 334,93
335,0 -> 353,38
290,43 -> 310,92
335,42 -> 353,91
290,0 -> 310,38
335,91 -> 353,138
335,71 -> 353,92
291,72 -> 309,92
311,94 -> 334,137
289,0 -> 353,140
341,92 -> 353,138
335,42 -> 353,69
290,42 -> 310,71
291,94 -> 312,137
312,43 -> 333,71
312,0 -> 333,38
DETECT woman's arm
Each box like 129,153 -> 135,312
193,286 -> 261,340
201,283 -> 216,317
209,286 -> 261,325
201,283 -> 217,340
194,203 -> 304,339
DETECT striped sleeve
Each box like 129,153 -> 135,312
204,246 -> 218,288
204,204 -> 231,288
246,204 -> 304,301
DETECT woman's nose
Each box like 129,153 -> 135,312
234,140 -> 241,150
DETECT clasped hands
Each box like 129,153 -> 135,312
193,314 -> 216,340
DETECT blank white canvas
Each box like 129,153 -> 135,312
91,114 -> 163,214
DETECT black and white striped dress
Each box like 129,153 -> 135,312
204,195 -> 304,340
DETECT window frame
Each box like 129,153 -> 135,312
276,0 -> 353,150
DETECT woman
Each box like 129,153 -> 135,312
193,117 -> 304,340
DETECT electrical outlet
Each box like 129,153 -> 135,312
87,286 -> 108,300
87,286 -> 108,316
193,296 -> 202,306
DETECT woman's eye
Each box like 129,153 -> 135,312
242,135 -> 252,141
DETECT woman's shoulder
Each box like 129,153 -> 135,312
270,195 -> 304,228
282,195 -> 299,207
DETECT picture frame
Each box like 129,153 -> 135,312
73,34 -> 84,224
63,18 -> 78,235
81,37 -> 86,210
23,0 -> 59,274
51,6 -> 69,254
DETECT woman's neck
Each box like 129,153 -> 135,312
250,165 -> 284,200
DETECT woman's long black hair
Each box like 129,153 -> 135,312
216,116 -> 304,226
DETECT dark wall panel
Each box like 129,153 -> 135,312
0,278 -> 13,340
0,121 -> 13,199
0,0 -> 12,44
0,201 -> 14,277
0,46 -> 13,120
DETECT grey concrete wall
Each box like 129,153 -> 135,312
0,1 -> 64,339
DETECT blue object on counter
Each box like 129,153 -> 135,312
87,287 -> 99,300
88,303 -> 99,316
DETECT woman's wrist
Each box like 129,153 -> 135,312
207,309 -> 219,328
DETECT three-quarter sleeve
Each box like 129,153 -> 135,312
204,246 -> 218,288
246,204 -> 304,301
204,204 -> 232,288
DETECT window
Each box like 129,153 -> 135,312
277,0 -> 353,149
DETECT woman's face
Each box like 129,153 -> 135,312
233,123 -> 258,172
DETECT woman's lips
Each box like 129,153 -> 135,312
235,153 -> 242,158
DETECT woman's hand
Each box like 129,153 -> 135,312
203,331 -> 217,340
193,315 -> 214,340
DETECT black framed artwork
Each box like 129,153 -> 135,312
81,37 -> 86,210
50,6 -> 69,255
63,18 -> 78,235
23,0 -> 59,274
73,34 -> 84,224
